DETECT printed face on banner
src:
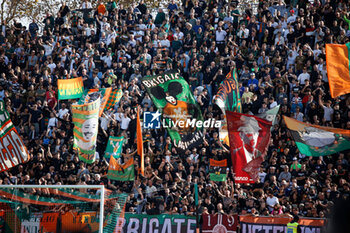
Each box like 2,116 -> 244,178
82,118 -> 98,141
236,115 -> 261,163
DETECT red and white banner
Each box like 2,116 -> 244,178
202,214 -> 238,233
240,215 -> 325,233
0,101 -> 30,172
226,112 -> 271,183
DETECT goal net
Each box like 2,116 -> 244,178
0,185 -> 128,233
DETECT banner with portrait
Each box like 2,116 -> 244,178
226,112 -> 271,183
72,98 -> 100,163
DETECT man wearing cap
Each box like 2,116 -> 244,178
247,72 -> 259,92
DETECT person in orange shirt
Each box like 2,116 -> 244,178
97,0 -> 107,15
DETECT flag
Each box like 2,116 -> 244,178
137,105 -> 144,176
104,88 -> 123,111
0,101 -> 30,172
141,72 -> 204,153
209,159 -> 227,182
214,69 -> 242,146
214,69 -> 242,112
257,105 -> 280,126
57,77 -> 84,100
72,98 -> 100,163
283,116 -> 350,156
79,88 -> 112,116
226,111 -> 272,183
105,136 -> 124,159
107,156 -> 135,181
325,43 -> 350,98
194,183 -> 199,206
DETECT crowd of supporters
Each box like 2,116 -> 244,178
0,0 -> 350,223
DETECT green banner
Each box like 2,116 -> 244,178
105,136 -> 124,159
142,72 -> 204,153
120,214 -> 196,233
72,98 -> 100,163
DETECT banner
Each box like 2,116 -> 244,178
107,157 -> 135,181
325,43 -> 350,98
202,214 -> 238,233
72,98 -> 100,163
105,88 -> 123,111
80,88 -> 112,116
239,215 -> 325,233
21,212 -> 102,233
283,116 -> 350,156
142,72 -> 204,153
0,101 -> 30,172
214,69 -> 242,146
105,136 -> 124,159
209,159 -> 227,181
57,77 -> 84,100
226,112 -> 271,183
119,213 -> 196,233
215,69 -> 242,112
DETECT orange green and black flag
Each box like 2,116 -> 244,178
325,43 -> 350,98
209,159 -> 227,182
107,156 -> 135,181
104,88 -> 123,111
284,116 -> 350,156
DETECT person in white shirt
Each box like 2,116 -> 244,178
58,103 -> 69,119
174,27 -> 184,40
115,112 -> 131,130
297,67 -> 310,85
238,24 -> 249,40
47,112 -> 58,129
293,106 -> 304,122
274,31 -> 285,46
160,35 -> 170,48
266,191 -> 279,212
319,96 -> 334,123
81,0 -> 92,9
101,50 -> 113,67
190,148 -> 199,163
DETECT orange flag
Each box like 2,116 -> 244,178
137,105 -> 144,175
326,43 -> 350,98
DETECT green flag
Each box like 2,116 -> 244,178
105,136 -> 124,159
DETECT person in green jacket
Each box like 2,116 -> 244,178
155,8 -> 166,27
